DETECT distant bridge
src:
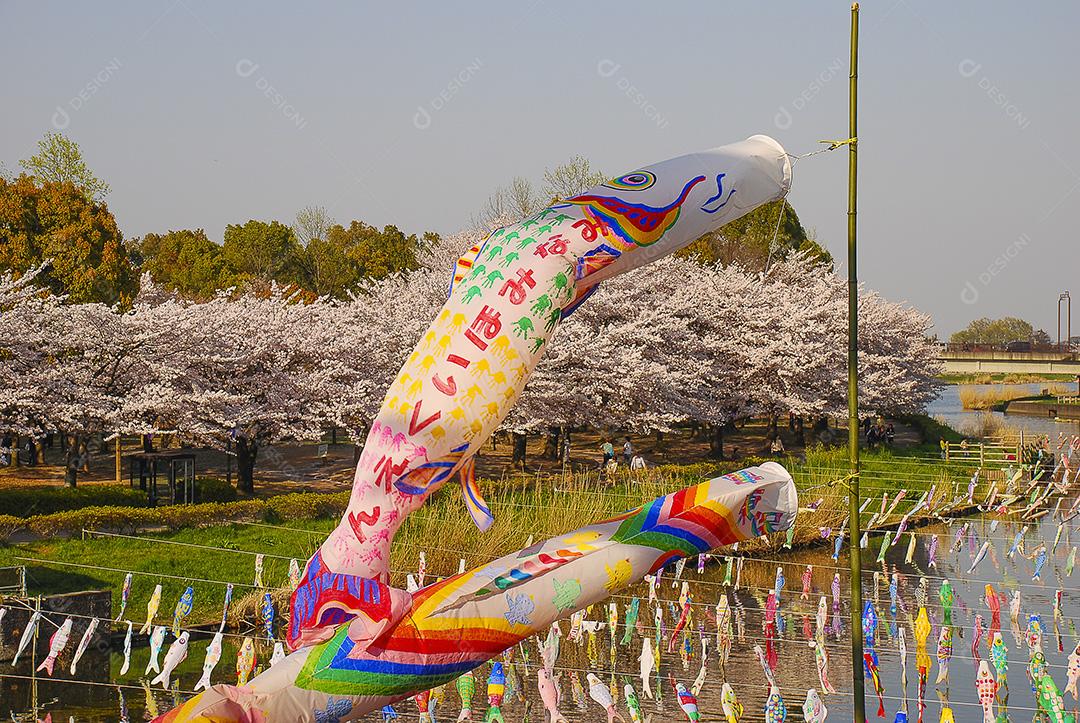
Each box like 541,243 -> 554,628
937,343 -> 1080,375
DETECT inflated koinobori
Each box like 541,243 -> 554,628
160,464 -> 797,720
156,135 -> 797,721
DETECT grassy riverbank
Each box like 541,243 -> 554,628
0,445 -> 981,628
939,372 -> 1078,385
958,383 -> 1073,410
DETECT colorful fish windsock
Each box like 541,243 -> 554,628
116,572 -> 133,621
285,136 -> 792,652
156,463 -> 796,721
914,607 -> 931,723
172,585 -> 194,636
938,579 -> 954,627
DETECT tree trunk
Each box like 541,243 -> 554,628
64,433 -> 81,488
542,426 -> 561,460
766,415 -> 778,440
79,437 -> 90,472
235,438 -> 258,495
511,432 -> 527,470
708,424 -> 724,460
560,426 -> 571,468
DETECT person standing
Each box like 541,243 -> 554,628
622,436 -> 634,466
600,439 -> 615,466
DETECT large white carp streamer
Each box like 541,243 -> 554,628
157,135 -> 798,721
160,464 -> 797,721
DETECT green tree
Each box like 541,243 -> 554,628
289,206 -> 362,297
950,317 -> 1036,345
293,235 -> 361,297
222,220 -> 300,287
130,229 -> 235,299
677,200 -> 833,271
19,132 -> 111,202
327,221 -> 428,281
0,174 -> 136,304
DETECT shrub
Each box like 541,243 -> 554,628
0,484 -> 148,518
265,491 -> 349,523
0,514 -> 23,539
2,490 -> 347,542
194,477 -> 238,503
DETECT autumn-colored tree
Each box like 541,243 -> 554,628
0,174 -> 136,305
129,229 -> 236,299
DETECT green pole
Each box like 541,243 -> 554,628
847,4 -> 865,723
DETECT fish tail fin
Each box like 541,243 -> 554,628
460,457 -> 493,532
151,669 -> 167,688
36,656 -> 55,676
394,444 -> 471,498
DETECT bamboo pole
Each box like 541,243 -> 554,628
846,4 -> 865,723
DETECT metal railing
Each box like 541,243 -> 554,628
941,341 -> 1077,354
0,565 -> 27,596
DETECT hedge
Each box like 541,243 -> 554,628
0,484 -> 149,518
0,490 -> 351,541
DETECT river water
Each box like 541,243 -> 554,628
3,387 -> 1080,721
928,383 -> 1080,438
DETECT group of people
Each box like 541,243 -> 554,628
599,436 -> 646,473
863,417 -> 896,447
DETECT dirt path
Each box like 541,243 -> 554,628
0,418 -> 925,495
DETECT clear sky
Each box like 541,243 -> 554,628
3,1 -> 1077,337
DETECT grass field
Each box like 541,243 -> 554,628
0,444 -> 979,629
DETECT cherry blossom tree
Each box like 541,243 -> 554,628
0,238 -> 941,486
